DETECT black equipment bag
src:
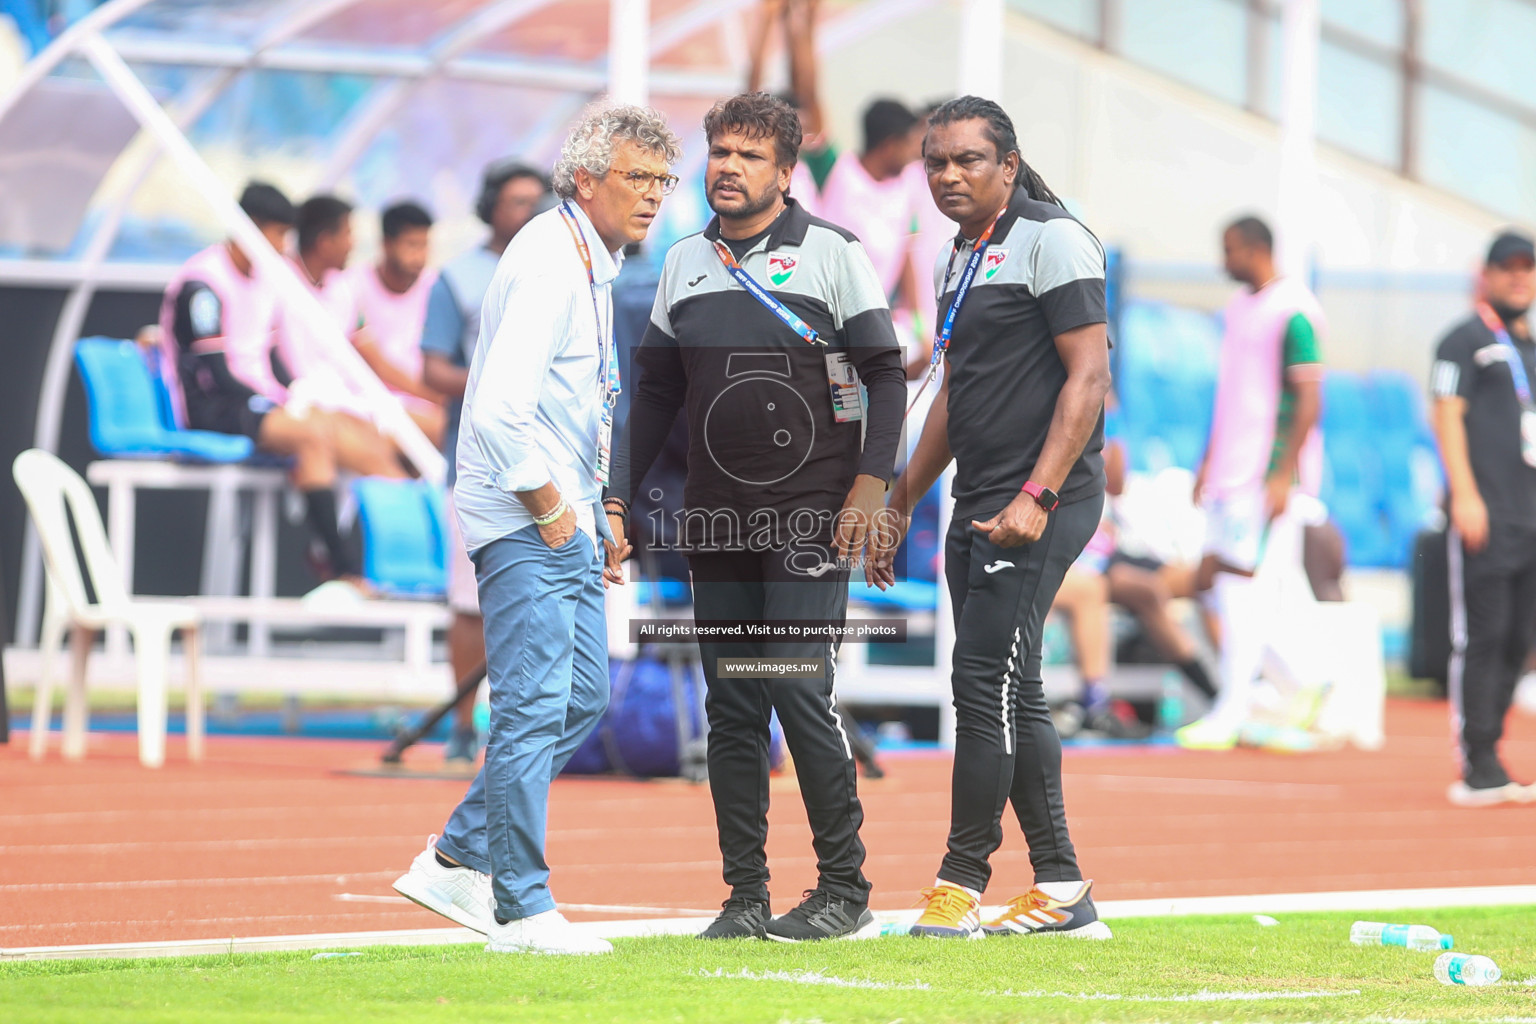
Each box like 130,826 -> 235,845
1409,528 -> 1450,693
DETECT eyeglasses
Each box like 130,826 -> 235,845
608,168 -> 680,196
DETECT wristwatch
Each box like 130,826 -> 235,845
1021,481 -> 1060,512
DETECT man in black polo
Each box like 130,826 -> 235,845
1430,230 -> 1536,807
876,96 -> 1113,940
608,92 -> 905,942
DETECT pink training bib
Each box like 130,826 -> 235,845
1204,276 -> 1325,500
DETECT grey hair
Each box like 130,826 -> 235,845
551,102 -> 683,200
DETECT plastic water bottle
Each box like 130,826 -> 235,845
1350,921 -> 1453,952
1434,952 -> 1501,986
1157,672 -> 1184,731
879,921 -> 912,937
1041,619 -> 1072,666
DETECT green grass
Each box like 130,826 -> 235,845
4,906 -> 1534,1023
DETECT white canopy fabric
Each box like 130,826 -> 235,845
0,0 -> 965,273
0,0 -> 998,645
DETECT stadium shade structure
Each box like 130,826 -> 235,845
0,0 -> 1021,650
0,0 -> 1326,656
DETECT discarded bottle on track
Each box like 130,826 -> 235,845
1434,952 -> 1500,986
1350,921 -> 1453,952
1157,672 -> 1184,731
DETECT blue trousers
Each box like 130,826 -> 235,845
437,526 -> 609,921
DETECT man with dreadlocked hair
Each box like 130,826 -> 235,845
873,96 -> 1114,940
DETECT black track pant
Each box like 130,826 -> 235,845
689,546 -> 870,904
1448,521 -> 1536,779
939,494 -> 1102,893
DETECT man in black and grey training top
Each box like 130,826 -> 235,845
1430,229 -> 1536,807
607,92 -> 905,942
877,96 -> 1114,940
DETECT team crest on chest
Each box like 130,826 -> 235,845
983,249 -> 1009,281
767,252 -> 798,287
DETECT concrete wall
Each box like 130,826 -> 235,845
814,5 -> 1511,379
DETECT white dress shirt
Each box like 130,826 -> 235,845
455,200 -> 622,553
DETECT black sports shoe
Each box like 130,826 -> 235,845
764,889 -> 877,942
1448,758 -> 1532,807
697,896 -> 771,940
1466,758 -> 1513,790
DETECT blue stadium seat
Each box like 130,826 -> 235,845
1322,372 -> 1372,439
352,478 -> 447,597
1378,439 -> 1443,566
74,337 -> 254,462
633,578 -> 692,607
850,579 -> 939,612
1114,301 -> 1219,472
902,485 -> 942,584
1322,442 -> 1394,567
1367,370 -> 1431,443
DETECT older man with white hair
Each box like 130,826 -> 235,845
392,104 -> 682,956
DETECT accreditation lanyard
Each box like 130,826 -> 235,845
1476,301 -> 1536,468
559,202 -> 620,484
1477,302 -> 1534,407
906,211 -> 1004,417
710,239 -> 823,346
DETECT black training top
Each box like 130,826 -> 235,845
611,198 -> 906,547
1431,312 -> 1536,527
935,188 -> 1108,520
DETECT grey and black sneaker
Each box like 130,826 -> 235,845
698,896 -> 771,940
764,889 -> 879,942
980,880 -> 1113,939
1083,702 -> 1152,741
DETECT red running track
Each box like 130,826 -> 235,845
2,698 -> 1533,949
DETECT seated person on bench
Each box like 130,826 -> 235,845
279,195 -> 445,451
1051,407 -> 1219,737
158,181 -> 407,586
348,200 -> 446,447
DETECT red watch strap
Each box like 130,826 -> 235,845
1021,481 -> 1058,511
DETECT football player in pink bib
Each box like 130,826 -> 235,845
1179,216 -> 1325,750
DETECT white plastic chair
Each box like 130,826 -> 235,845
12,449 -> 203,768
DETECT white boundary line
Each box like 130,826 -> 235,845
1094,885 -> 1536,920
4,884 -> 1535,962
330,893 -> 718,917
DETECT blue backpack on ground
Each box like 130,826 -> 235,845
564,655 -> 783,777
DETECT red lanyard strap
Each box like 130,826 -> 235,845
559,202 -> 620,406
1476,301 -> 1533,409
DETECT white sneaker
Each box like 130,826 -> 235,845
485,909 -> 613,955
1175,716 -> 1239,750
392,836 -> 494,933
301,578 -> 368,609
1447,781 -> 1530,807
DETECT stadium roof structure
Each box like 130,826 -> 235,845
0,0 -> 1010,645
0,0 -> 998,461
